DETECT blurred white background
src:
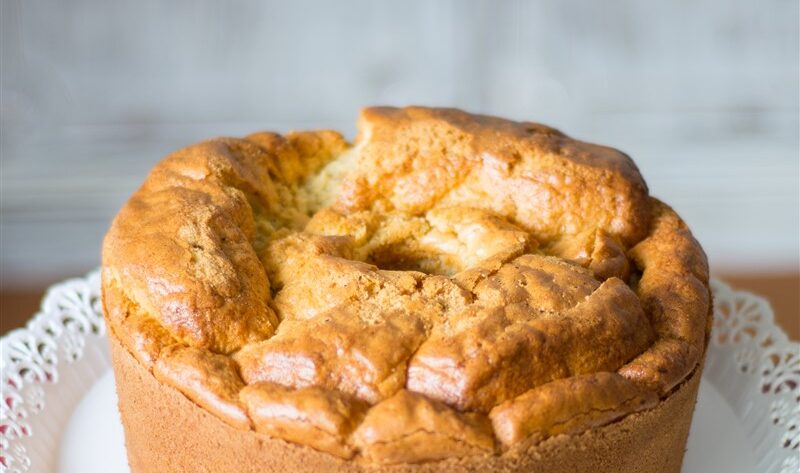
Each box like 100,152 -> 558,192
1,0 -> 798,291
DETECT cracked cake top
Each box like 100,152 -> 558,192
102,106 -> 710,464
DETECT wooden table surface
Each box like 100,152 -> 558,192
2,273 -> 797,340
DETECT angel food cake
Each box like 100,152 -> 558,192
102,106 -> 711,472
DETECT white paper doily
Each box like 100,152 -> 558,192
1,271 -> 798,472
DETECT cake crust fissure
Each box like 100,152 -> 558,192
102,106 -> 711,469
110,332 -> 703,473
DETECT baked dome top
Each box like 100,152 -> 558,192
102,106 -> 711,464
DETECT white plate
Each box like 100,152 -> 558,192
1,272 -> 798,473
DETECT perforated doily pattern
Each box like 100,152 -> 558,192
0,271 -> 104,473
705,280 -> 799,472
0,272 -> 797,472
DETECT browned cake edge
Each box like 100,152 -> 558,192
110,329 -> 703,473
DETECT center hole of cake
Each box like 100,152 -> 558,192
364,245 -> 458,276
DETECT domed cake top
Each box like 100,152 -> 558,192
102,106 -> 710,463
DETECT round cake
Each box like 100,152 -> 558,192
102,106 -> 712,473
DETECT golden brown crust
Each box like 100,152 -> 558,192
101,273 -> 178,368
153,345 -> 250,431
352,390 -> 496,464
489,372 -> 658,446
619,199 -> 712,395
110,332 -> 703,473
348,107 -> 650,245
240,383 -> 367,458
406,271 -> 653,412
102,106 -> 711,467
548,229 -> 631,281
103,131 -> 349,354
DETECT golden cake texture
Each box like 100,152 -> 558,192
102,106 -> 711,472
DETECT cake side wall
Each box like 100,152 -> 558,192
109,331 -> 702,473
